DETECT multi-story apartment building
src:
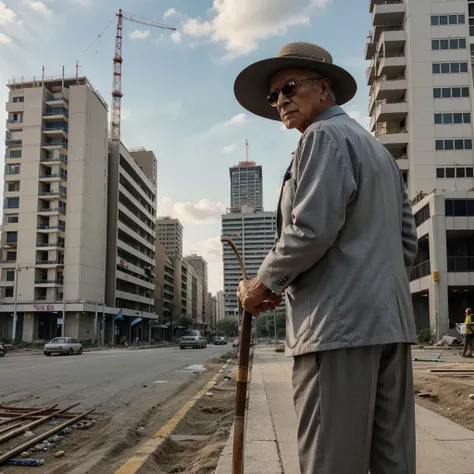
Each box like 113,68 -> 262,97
184,253 -> 209,325
106,143 -> 157,344
221,205 -> 277,318
156,217 -> 183,259
0,75 -> 110,343
366,0 -> 474,337
230,161 -> 263,212
216,290 -> 225,322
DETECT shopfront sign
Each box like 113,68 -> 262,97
33,304 -> 55,311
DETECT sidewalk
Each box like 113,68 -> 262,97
216,347 -> 474,474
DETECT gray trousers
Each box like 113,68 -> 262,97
292,343 -> 416,474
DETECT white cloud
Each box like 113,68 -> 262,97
0,32 -> 12,44
158,197 -> 226,224
280,123 -> 286,131
222,143 -> 236,154
205,112 -> 249,135
182,0 -> 330,58
164,8 -> 178,18
0,1 -> 19,25
184,237 -> 223,293
348,110 -> 370,132
27,1 -> 51,15
171,31 -> 182,43
129,30 -> 151,40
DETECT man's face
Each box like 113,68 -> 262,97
269,68 -> 331,133
467,309 -> 472,315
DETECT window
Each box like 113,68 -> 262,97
445,199 -> 474,217
5,198 -> 19,209
437,167 -> 474,179
7,181 -> 20,192
432,62 -> 469,74
6,215 -> 18,223
414,205 -> 430,227
431,14 -> 465,25
12,96 -> 24,103
434,112 -> 471,124
433,87 -> 470,98
6,251 -> 16,261
432,38 -> 467,50
5,165 -> 20,175
5,270 -> 14,282
8,150 -> 21,158
6,231 -> 17,243
5,288 -> 14,298
435,139 -> 473,150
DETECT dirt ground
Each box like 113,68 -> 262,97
414,359 -> 474,432
0,354 -> 235,474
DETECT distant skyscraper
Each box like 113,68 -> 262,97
229,145 -> 263,211
221,206 -> 277,318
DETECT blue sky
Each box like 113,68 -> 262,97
0,0 -> 371,293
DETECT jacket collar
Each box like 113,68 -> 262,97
310,104 -> 346,125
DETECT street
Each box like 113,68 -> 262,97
0,345 -> 231,413
0,344 -> 232,474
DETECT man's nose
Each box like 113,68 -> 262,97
277,91 -> 290,108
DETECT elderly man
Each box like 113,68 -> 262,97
234,42 -> 418,474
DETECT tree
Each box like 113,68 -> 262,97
180,315 -> 195,329
254,310 -> 286,339
216,317 -> 238,337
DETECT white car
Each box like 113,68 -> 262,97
44,337 -> 83,356
179,330 -> 207,349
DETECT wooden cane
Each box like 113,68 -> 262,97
221,237 -> 253,474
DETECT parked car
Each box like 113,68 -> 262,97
0,343 -> 6,357
179,330 -> 207,349
44,337 -> 83,356
214,336 -> 227,345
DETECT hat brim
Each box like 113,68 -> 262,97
234,57 -> 357,121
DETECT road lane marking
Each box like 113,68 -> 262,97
152,380 -> 168,384
114,374 -> 219,474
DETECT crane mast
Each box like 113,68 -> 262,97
110,9 -> 176,142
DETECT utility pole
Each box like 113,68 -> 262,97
11,264 -> 20,343
274,309 -> 277,346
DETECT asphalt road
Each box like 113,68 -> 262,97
0,344 -> 232,415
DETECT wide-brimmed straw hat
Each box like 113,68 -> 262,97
234,42 -> 357,121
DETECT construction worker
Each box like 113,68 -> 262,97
462,308 -> 473,357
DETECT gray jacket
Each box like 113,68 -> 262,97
257,106 -> 418,357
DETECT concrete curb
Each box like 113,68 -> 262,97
215,350 -> 282,474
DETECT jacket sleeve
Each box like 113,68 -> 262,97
257,128 -> 357,294
400,178 -> 418,277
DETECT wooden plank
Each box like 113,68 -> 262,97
0,403 -> 79,445
0,423 -> 22,435
0,405 -> 57,427
0,408 -> 95,464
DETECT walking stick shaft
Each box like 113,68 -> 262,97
221,237 -> 251,474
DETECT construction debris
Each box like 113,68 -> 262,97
0,403 -> 95,468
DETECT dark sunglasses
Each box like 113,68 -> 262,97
266,77 -> 321,107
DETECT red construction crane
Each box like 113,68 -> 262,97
110,9 -> 176,142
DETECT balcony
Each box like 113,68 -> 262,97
36,242 -> 65,248
36,225 -> 65,233
6,119 -> 23,130
366,61 -> 376,86
35,260 -> 64,267
376,27 -> 406,56
410,260 -> 431,282
41,140 -> 68,152
370,99 -> 408,132
39,173 -> 67,182
34,279 -> 64,286
41,154 -> 68,165
38,207 -> 66,216
45,97 -> 68,107
377,52 -> 406,77
43,107 -> 68,120
369,76 -> 407,113
372,1 -> 405,26
42,124 -> 68,138
365,32 -> 376,61
5,139 -> 22,147
38,190 -> 67,199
